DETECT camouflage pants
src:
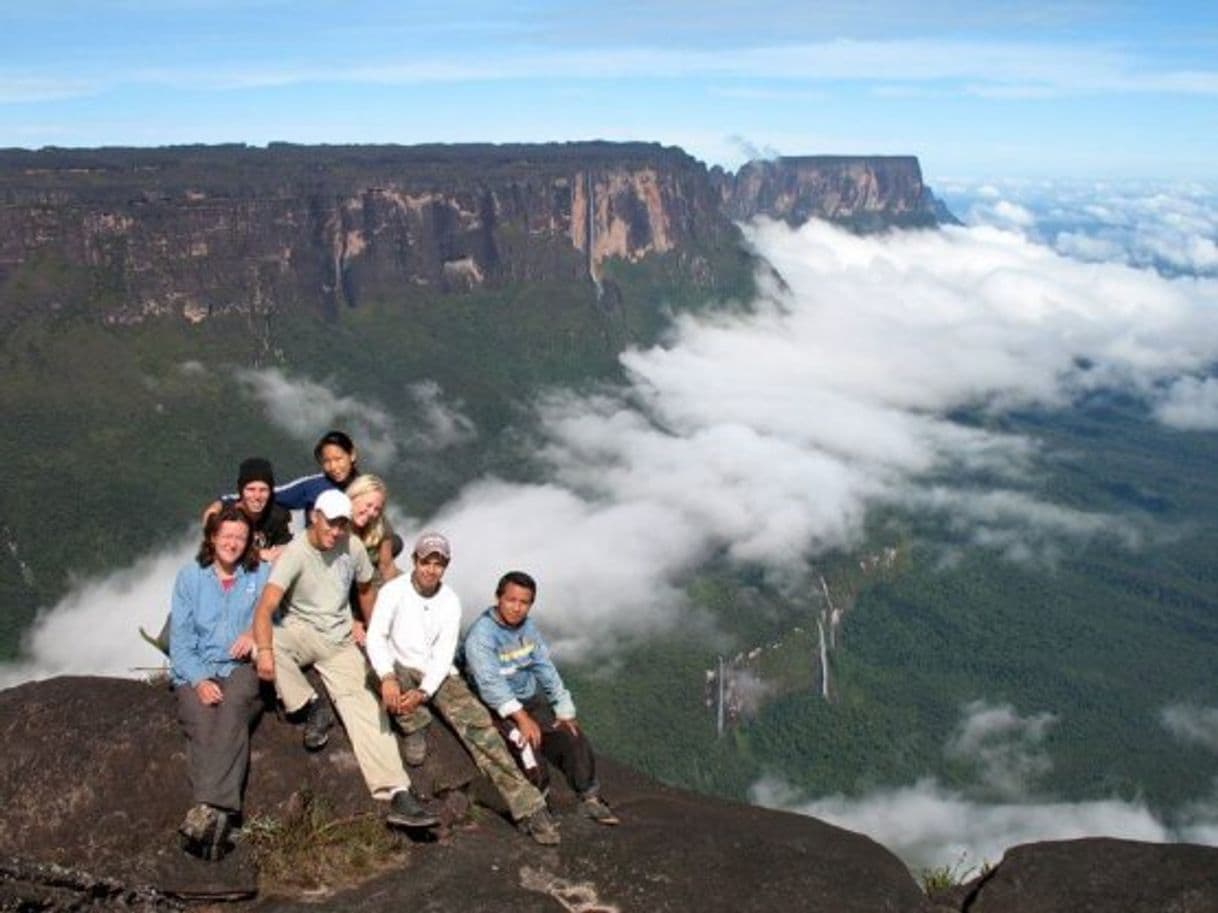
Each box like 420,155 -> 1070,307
391,666 -> 546,822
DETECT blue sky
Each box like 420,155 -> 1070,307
2,0 -> 1216,180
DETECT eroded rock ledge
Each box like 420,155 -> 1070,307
1,676 -> 1214,912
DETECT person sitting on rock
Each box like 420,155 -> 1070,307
251,489 -> 435,829
365,533 -> 561,846
462,570 -> 619,826
169,505 -> 270,860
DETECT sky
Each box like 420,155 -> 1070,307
2,0 -> 1216,179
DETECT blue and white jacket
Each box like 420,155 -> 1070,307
461,607 -> 577,720
169,562 -> 269,687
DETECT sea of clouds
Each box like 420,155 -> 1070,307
4,182 -> 1217,866
7,190 -> 1217,669
751,699 -> 1218,872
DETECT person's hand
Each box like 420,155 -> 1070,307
351,620 -> 367,647
256,650 -> 276,682
513,711 -> 543,749
554,717 -> 581,737
229,631 -> 256,659
380,677 -> 401,714
398,688 -> 426,715
195,679 -> 223,705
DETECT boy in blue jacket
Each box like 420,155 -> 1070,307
462,570 -> 618,825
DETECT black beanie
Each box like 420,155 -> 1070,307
237,457 -> 275,492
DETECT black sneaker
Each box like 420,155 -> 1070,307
519,807 -> 561,846
302,695 -> 334,751
385,789 -> 438,829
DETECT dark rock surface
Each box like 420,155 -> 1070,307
0,676 -> 931,912
966,837 -> 1218,913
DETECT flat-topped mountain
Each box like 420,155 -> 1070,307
0,142 -> 947,327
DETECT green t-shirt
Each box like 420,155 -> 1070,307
270,533 -> 373,643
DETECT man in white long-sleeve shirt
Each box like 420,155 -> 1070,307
365,531 -> 559,845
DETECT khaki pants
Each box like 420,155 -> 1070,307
273,617 -> 410,800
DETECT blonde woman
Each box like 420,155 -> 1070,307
347,474 -> 400,589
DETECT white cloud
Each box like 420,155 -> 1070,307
1154,376 -> 1218,430
237,367 -> 475,465
950,180 -> 1218,277
751,700 -> 1218,870
392,218 -> 1217,656
405,380 -> 477,450
752,775 -> 1177,871
945,700 -> 1057,799
1161,704 -> 1218,753
0,535 -> 195,687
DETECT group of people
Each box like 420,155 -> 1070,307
167,430 -> 616,861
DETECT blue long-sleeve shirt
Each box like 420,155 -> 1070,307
461,607 -> 576,720
169,562 -> 269,686
220,470 -> 358,515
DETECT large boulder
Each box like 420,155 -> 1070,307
0,676 -> 932,912
965,837 -> 1218,913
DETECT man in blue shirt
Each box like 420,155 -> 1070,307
462,570 -> 618,825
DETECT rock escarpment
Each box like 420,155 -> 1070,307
0,143 -> 736,327
719,155 -> 948,230
0,143 -> 951,328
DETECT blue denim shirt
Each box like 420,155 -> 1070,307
169,561 -> 269,686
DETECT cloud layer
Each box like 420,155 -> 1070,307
753,700 -> 1218,870
4,214 -> 1216,678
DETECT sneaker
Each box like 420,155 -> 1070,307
579,794 -> 620,826
519,807 -> 561,846
179,804 -> 232,860
302,695 -> 334,751
385,789 -> 438,829
403,729 -> 428,767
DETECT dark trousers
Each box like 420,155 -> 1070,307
495,693 -> 599,798
176,664 -> 262,813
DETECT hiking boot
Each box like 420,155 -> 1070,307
179,804 -> 232,860
579,794 -> 620,826
519,807 -> 561,846
302,695 -> 334,751
385,789 -> 438,829
403,728 -> 428,766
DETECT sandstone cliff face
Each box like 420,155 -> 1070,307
0,143 -> 735,326
0,144 -> 950,328
722,155 -> 941,229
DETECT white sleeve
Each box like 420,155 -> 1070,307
364,582 -> 399,679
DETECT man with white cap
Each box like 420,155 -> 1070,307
252,488 -> 434,828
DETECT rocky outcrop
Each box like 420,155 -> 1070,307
0,676 -> 931,911
953,838 -> 1218,913
720,155 -> 946,230
2,676 -> 1215,911
0,143 -> 953,328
